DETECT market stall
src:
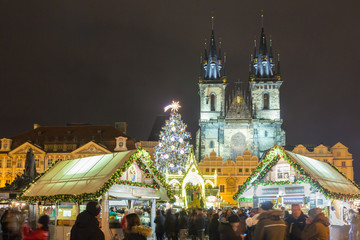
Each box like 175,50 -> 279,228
234,145 -> 360,239
17,148 -> 174,240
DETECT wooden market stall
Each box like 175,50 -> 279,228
17,148 -> 174,240
234,145 -> 360,239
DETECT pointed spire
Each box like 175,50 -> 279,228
277,53 -> 281,75
218,40 -> 222,60
269,36 -> 273,58
253,40 -> 257,57
223,53 -> 227,76
259,11 -> 267,55
208,16 -> 217,59
204,39 -> 208,61
199,54 -> 203,78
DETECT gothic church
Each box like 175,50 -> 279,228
196,17 -> 286,161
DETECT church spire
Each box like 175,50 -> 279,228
202,16 -> 224,81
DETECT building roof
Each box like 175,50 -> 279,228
234,146 -> 360,201
18,149 -> 173,202
8,125 -> 136,152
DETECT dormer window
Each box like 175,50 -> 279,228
276,164 -> 290,181
0,138 -> 12,151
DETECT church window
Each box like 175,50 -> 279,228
218,168 -> 221,173
210,94 -> 216,111
276,164 -> 290,180
210,141 -> 214,149
342,162 -> 346,167
220,185 -> 225,193
206,168 -> 209,173
35,159 -> 40,168
265,131 -> 268,137
238,168 -> 243,173
6,160 -> 11,168
265,85 -> 267,89
245,168 -> 249,173
263,93 -> 269,109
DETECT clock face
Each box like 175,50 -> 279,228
119,142 -> 123,147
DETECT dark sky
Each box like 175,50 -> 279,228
1,1 -> 359,181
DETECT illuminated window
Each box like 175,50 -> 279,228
276,164 -> 290,180
245,168 -> 249,173
263,93 -> 269,109
220,185 -> 225,193
206,168 -> 209,173
6,159 -> 11,168
16,159 -> 22,168
211,168 -> 215,173
238,168 -> 243,173
342,162 -> 346,167
35,159 -> 40,168
218,168 -> 221,173
128,165 -> 137,182
210,94 -> 216,111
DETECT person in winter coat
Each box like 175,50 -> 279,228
285,204 -> 307,240
188,209 -> 197,240
124,213 -> 153,240
1,208 -> 23,240
218,214 -> 243,240
245,208 -> 259,240
154,209 -> 165,240
302,208 -> 330,240
236,208 -> 247,237
253,201 -> 287,240
22,215 -> 49,240
194,208 -> 205,240
164,208 -> 177,240
70,201 -> 104,240
348,209 -> 360,240
178,209 -> 189,240
208,213 -> 220,240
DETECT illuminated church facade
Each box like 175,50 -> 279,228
196,17 -> 286,162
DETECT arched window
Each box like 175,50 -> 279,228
210,94 -> 216,111
263,93 -> 269,109
209,141 -> 214,149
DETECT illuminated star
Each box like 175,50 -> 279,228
164,101 -> 181,112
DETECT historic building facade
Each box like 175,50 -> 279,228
195,18 -> 286,162
291,143 -> 354,181
0,123 -> 135,187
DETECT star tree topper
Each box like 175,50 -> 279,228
164,101 -> 181,112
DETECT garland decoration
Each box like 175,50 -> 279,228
233,145 -> 360,201
17,148 -> 174,202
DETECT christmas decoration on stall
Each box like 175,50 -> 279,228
154,101 -> 191,174
233,145 -> 360,201
18,148 -> 174,203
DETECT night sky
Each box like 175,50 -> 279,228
1,1 -> 359,182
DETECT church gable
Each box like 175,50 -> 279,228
9,142 -> 45,155
71,141 -> 111,155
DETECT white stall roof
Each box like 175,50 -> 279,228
286,151 -> 360,195
20,149 -> 170,201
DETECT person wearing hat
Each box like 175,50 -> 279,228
22,215 -> 49,240
302,208 -> 330,240
70,201 -> 105,240
218,214 -> 244,240
253,201 -> 287,240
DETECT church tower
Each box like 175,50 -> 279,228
196,17 -> 227,160
248,13 -> 285,155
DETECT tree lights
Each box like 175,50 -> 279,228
155,101 -> 191,174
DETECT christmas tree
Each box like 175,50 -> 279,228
155,101 -> 191,174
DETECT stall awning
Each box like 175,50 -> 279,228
18,149 -> 173,202
234,145 -> 360,201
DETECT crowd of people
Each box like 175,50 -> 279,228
1,201 -> 360,239
152,201 -> 359,240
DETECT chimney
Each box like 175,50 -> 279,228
34,123 -> 40,129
